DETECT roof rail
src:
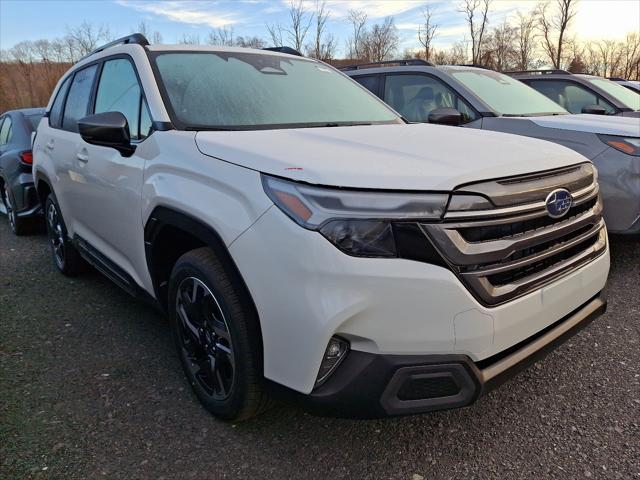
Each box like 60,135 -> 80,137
340,59 -> 433,71
262,46 -> 303,56
80,33 -> 149,61
607,77 -> 626,81
455,64 -> 493,70
506,69 -> 571,76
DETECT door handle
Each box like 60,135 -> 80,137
45,140 -> 55,150
76,149 -> 89,163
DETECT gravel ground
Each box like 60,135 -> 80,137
1,219 -> 639,480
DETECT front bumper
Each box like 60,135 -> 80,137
231,205 -> 610,395
269,293 -> 606,417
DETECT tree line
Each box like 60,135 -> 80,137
1,0 -> 638,112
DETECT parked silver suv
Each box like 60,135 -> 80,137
345,62 -> 640,234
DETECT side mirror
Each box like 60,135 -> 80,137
581,104 -> 606,115
78,112 -> 135,157
428,108 -> 462,126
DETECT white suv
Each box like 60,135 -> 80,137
33,35 -> 610,420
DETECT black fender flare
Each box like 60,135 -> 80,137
143,206 -> 259,319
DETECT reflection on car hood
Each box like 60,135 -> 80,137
195,123 -> 589,190
528,114 -> 640,136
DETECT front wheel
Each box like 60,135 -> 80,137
168,247 -> 271,421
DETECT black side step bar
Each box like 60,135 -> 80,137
74,236 -> 137,296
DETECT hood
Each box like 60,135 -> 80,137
195,123 -> 589,190
527,114 -> 640,136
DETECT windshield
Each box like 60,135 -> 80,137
450,69 -> 568,116
152,52 -> 400,129
585,77 -> 640,111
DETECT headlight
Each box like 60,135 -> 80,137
598,135 -> 640,156
262,175 -> 448,257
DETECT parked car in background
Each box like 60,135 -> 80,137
609,78 -> 640,94
0,107 -> 45,234
33,35 -> 610,421
345,61 -> 640,234
508,70 -> 640,117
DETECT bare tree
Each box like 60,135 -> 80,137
537,0 -> 578,69
282,0 -> 312,52
178,33 -> 200,45
67,21 -> 112,57
134,20 -> 163,44
618,33 -> 640,79
136,20 -> 149,38
515,10 -> 537,70
236,36 -> 267,49
346,9 -> 367,59
417,4 -> 438,63
458,0 -> 491,64
433,42 -> 467,65
484,20 -> 517,71
306,0 -> 336,60
207,26 -> 234,46
266,23 -> 285,47
361,17 -> 399,62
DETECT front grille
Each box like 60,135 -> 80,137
458,196 -> 598,243
422,163 -> 607,306
486,233 -> 600,286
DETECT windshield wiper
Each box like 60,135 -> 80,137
185,126 -> 241,131
185,121 -> 377,131
302,122 -> 373,128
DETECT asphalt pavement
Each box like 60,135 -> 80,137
1,219 -> 638,480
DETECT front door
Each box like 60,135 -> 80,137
73,57 -> 151,287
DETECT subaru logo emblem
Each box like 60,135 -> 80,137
545,189 -> 573,218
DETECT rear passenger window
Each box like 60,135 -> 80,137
94,59 -> 143,139
0,117 -> 12,145
62,65 -> 98,132
49,76 -> 72,128
354,76 -> 380,95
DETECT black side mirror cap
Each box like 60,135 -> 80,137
78,112 -> 136,157
428,108 -> 462,126
581,104 -> 607,115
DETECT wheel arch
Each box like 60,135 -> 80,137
34,170 -> 53,206
144,206 -> 262,331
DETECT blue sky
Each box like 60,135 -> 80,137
1,0 -> 639,56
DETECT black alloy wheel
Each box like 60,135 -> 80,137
175,276 -> 236,400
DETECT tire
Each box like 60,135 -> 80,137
2,184 -> 34,236
168,247 -> 271,421
44,193 -> 85,276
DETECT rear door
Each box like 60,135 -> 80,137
73,56 -> 151,285
36,66 -> 99,233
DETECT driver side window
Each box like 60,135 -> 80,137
383,74 -> 477,124
94,58 -> 150,140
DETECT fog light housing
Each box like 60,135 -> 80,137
315,336 -> 349,387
